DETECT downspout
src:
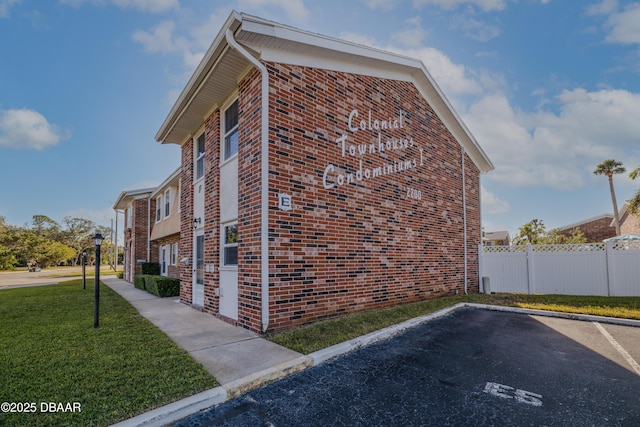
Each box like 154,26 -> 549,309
147,198 -> 151,263
462,146 -> 468,295
225,29 -> 270,332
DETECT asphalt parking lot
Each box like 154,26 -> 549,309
176,308 -> 640,427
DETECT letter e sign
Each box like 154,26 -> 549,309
279,193 -> 292,211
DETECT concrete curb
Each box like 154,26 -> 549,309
464,303 -> 640,328
111,302 -> 640,426
223,355 -> 314,399
109,387 -> 227,427
308,303 -> 467,366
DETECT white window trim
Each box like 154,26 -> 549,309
126,203 -> 133,229
177,178 -> 181,213
220,221 -> 238,270
164,188 -> 171,219
221,97 -> 239,165
155,195 -> 163,223
194,131 -> 206,183
170,243 -> 178,266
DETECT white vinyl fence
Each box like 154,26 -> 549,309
479,241 -> 640,296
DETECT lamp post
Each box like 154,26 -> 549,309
82,251 -> 87,290
93,233 -> 104,328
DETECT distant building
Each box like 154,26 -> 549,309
619,204 -> 640,236
113,168 -> 181,283
483,231 -> 510,246
558,214 -> 616,243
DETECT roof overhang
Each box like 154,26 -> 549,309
155,11 -> 494,173
150,167 -> 181,199
112,188 -> 155,210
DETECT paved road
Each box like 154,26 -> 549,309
0,268 -> 115,289
177,309 -> 640,426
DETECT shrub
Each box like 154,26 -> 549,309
141,262 -> 160,275
116,271 -> 124,279
135,275 -> 180,297
133,275 -> 147,290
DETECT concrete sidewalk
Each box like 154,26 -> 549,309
103,277 -> 305,386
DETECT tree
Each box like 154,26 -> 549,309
594,159 -> 625,236
513,219 -> 587,245
513,219 -> 547,245
629,166 -> 640,216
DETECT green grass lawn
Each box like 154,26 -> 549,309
268,293 -> 640,354
0,280 -> 217,427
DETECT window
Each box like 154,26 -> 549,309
156,196 -> 162,222
164,188 -> 171,218
171,243 -> 178,266
126,204 -> 132,228
161,246 -> 167,276
223,223 -> 238,266
177,179 -> 181,213
223,99 -> 238,161
195,133 -> 205,180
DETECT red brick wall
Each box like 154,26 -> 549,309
621,213 -> 640,236
186,63 -> 482,332
562,217 -> 615,243
234,63 -> 481,332
204,111 -> 221,313
180,139 -> 194,304
123,198 -> 153,280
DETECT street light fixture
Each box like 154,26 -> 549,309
93,233 -> 104,328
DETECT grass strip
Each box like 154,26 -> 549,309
268,293 -> 640,354
0,279 -> 217,427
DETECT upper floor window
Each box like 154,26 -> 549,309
156,195 -> 162,222
126,204 -> 132,228
223,99 -> 238,161
195,133 -> 205,180
164,188 -> 171,218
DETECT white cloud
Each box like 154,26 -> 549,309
132,20 -> 185,53
0,108 -> 69,150
394,46 -> 484,98
412,0 -> 507,12
391,16 -> 428,48
237,0 -> 310,21
464,88 -> 640,190
450,13 -> 501,41
603,3 -> 640,44
111,0 -> 178,13
59,0 -> 177,13
364,0 -> 403,11
0,0 -> 20,18
481,186 -> 510,215
586,0 -> 618,16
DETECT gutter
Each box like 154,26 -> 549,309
225,29 -> 270,332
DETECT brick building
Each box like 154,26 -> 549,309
113,168 -> 181,283
620,205 -> 640,236
558,214 -> 616,243
113,188 -> 155,282
154,12 -> 494,333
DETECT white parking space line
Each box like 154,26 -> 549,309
593,322 -> 640,376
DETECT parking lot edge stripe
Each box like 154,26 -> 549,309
593,321 -> 640,376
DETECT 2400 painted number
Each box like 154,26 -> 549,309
406,187 -> 422,200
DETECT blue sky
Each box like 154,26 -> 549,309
1,0 -> 639,240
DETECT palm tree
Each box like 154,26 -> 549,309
594,159 -> 625,235
629,166 -> 640,215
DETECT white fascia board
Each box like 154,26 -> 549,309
155,11 -> 242,144
112,188 -> 155,210
254,46 -> 413,83
150,167 -> 181,198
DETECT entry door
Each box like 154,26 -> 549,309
193,230 -> 204,307
219,222 -> 238,320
